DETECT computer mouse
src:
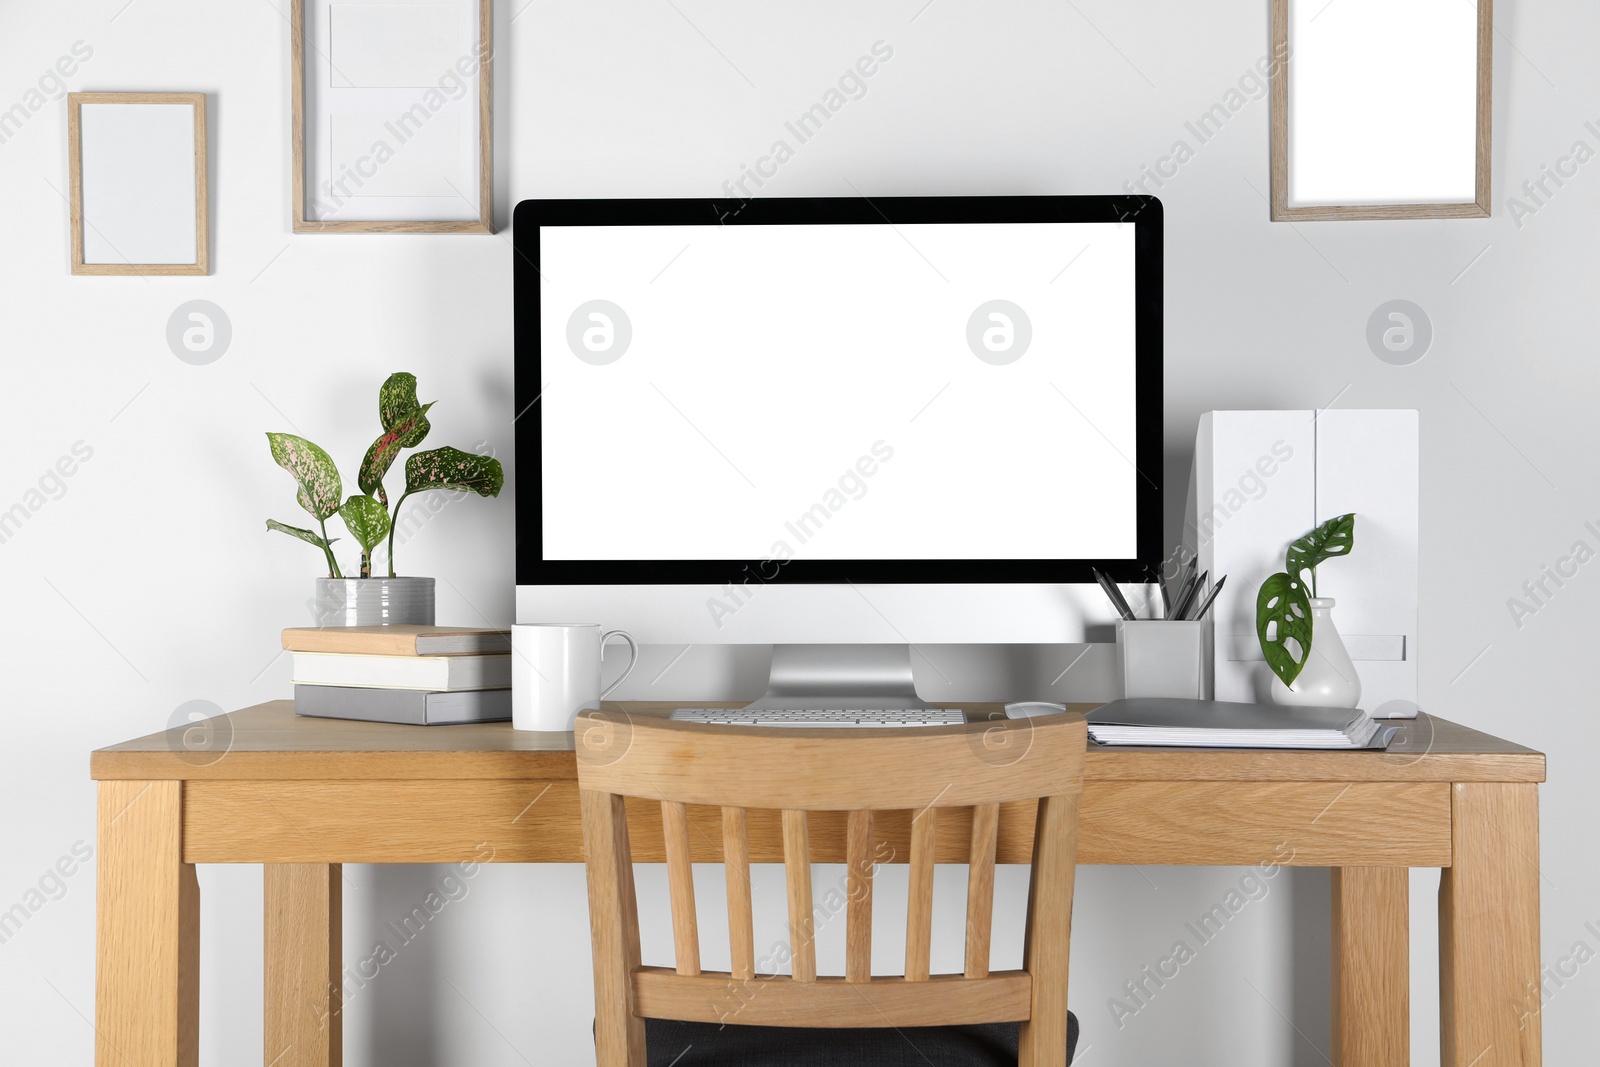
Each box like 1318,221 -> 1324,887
1004,701 -> 1068,719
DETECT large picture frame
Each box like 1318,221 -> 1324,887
291,0 -> 493,233
1270,0 -> 1492,221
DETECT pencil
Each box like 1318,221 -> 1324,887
1190,575 -> 1227,621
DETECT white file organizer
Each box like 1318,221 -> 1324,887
1184,410 -> 1418,717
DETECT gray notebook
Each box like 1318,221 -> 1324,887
1087,697 -> 1395,750
294,684 -> 511,726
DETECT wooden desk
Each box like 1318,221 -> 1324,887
91,702 -> 1545,1067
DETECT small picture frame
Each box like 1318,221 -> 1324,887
68,92 -> 209,276
1270,0 -> 1492,221
291,0 -> 493,233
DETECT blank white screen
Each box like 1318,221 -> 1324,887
539,221 -> 1140,562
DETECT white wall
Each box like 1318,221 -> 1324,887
1,1 -> 1594,1064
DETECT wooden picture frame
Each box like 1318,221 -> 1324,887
68,92 -> 208,275
1270,0 -> 1492,221
291,0 -> 493,233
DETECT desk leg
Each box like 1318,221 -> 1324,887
1331,867 -> 1408,1067
96,780 -> 198,1067
1440,783 -> 1541,1067
265,864 -> 343,1067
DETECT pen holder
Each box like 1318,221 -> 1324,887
1116,619 -> 1210,700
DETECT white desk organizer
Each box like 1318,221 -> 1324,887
1184,410 -> 1418,717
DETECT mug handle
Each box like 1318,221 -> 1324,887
599,629 -> 639,700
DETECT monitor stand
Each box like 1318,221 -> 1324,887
743,644 -> 935,711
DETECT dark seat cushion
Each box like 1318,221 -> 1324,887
643,1014 -> 1078,1067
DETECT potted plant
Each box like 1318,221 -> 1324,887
1255,512 -> 1361,707
265,372 -> 504,626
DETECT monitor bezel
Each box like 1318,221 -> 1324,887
513,195 -> 1163,586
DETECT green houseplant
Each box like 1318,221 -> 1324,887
1255,512 -> 1360,706
265,372 -> 504,625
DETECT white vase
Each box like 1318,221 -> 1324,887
1270,597 -> 1362,708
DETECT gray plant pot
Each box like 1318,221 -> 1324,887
312,577 -> 435,627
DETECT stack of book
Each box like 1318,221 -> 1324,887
284,625 -> 513,726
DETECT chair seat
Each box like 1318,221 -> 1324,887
643,1014 -> 1078,1067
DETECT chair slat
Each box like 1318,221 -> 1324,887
722,807 -> 755,981
661,800 -> 700,976
580,789 -> 646,1063
965,802 -> 1000,979
1018,794 -> 1080,1066
632,968 -> 1033,1028
783,809 -> 817,982
845,809 -> 873,983
576,714 -> 1081,810
905,807 -> 936,981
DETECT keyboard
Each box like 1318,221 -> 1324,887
671,706 -> 966,728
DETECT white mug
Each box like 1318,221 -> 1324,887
512,623 -> 639,732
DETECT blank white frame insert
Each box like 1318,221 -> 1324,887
330,4 -> 461,87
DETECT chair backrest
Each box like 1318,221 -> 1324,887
576,709 -> 1086,1067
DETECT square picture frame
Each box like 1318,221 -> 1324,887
68,92 -> 209,275
291,0 -> 493,233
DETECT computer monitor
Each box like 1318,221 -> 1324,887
514,196 -> 1162,701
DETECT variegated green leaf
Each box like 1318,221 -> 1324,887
358,438 -> 395,504
378,373 -> 433,441
338,494 -> 391,554
267,433 -> 342,521
1256,571 -> 1314,687
361,373 -> 434,505
357,406 -> 433,503
266,519 -> 336,549
404,447 -> 504,497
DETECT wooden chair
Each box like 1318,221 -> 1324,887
575,709 -> 1086,1067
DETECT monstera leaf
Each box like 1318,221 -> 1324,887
358,373 -> 434,504
267,433 -> 342,521
1286,512 -> 1355,591
1256,571 -> 1314,687
404,447 -> 504,497
338,494 -> 391,554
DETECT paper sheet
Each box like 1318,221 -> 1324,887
79,103 -> 197,265
330,4 -> 461,88
329,111 -> 462,198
